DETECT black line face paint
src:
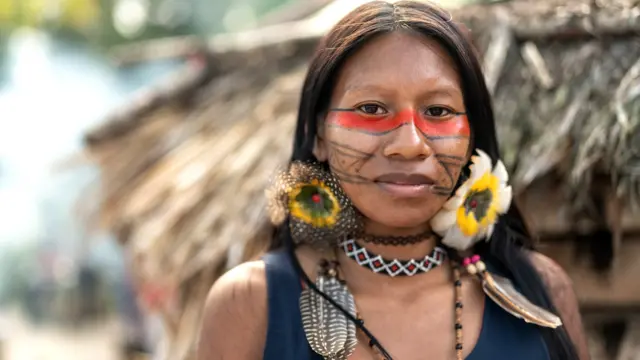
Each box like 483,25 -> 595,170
323,108 -> 470,198
311,31 -> 475,229
433,153 -> 465,196
326,140 -> 373,184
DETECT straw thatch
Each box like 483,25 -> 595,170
81,0 -> 640,358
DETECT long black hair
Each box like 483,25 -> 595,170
274,1 -> 579,359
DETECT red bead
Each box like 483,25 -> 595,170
311,194 -> 321,203
470,199 -> 477,208
471,255 -> 481,263
462,257 -> 471,266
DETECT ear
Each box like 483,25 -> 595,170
312,115 -> 328,161
465,138 -> 475,162
313,134 -> 328,161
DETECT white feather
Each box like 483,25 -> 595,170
441,225 -> 478,251
430,209 -> 457,235
493,159 -> 509,185
497,186 -> 513,213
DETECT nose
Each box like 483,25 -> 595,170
382,112 -> 433,160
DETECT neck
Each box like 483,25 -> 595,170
337,223 -> 451,297
360,237 -> 439,260
360,221 -> 438,259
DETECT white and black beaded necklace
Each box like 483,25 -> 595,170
341,238 -> 448,277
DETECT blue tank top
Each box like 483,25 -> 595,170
262,250 -> 549,360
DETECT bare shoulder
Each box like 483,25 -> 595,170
526,251 -> 576,319
196,260 -> 268,360
527,251 -> 573,293
527,251 -> 591,360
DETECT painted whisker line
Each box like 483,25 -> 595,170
327,151 -> 366,177
435,153 -> 466,162
331,156 -> 366,177
327,140 -> 374,171
435,155 -> 463,194
432,186 -> 454,196
327,140 -> 374,157
328,143 -> 373,161
330,168 -> 371,184
327,123 -> 406,136
424,134 -> 470,141
419,130 -> 470,141
437,160 -> 464,169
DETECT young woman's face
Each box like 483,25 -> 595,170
314,31 -> 471,232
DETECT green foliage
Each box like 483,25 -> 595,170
0,0 -> 295,49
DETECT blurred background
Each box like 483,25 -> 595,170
0,0 -> 638,359
0,0 -> 303,359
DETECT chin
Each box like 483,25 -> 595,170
348,192 -> 443,232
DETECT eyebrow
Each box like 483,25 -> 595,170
343,84 -> 395,97
342,83 -> 463,99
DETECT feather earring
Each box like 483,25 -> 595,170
267,161 -> 360,358
266,161 -> 360,248
431,150 -> 562,329
464,256 -> 562,328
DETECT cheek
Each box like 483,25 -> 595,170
324,127 -> 380,163
432,137 -> 471,157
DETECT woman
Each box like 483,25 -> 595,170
196,1 -> 589,359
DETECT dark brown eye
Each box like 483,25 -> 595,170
357,103 -> 387,115
424,106 -> 453,117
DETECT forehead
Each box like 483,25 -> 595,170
333,31 -> 462,98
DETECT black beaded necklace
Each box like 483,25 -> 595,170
355,228 -> 437,246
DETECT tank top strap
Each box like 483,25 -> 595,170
466,259 -> 549,360
262,250 -> 319,360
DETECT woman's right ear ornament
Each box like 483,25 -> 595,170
431,149 -> 562,329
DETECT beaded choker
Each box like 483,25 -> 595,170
341,238 -> 447,277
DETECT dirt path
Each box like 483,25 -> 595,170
0,310 -> 121,360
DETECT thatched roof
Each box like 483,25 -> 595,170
81,0 -> 640,358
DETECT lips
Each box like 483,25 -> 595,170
374,173 -> 435,186
374,173 -> 436,198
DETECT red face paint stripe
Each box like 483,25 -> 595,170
328,109 -> 470,137
328,111 -> 408,134
415,114 -> 470,137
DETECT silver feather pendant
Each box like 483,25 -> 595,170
480,271 -> 563,328
300,261 -> 358,359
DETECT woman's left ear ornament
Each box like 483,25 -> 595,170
267,162 -> 360,359
266,161 -> 359,247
